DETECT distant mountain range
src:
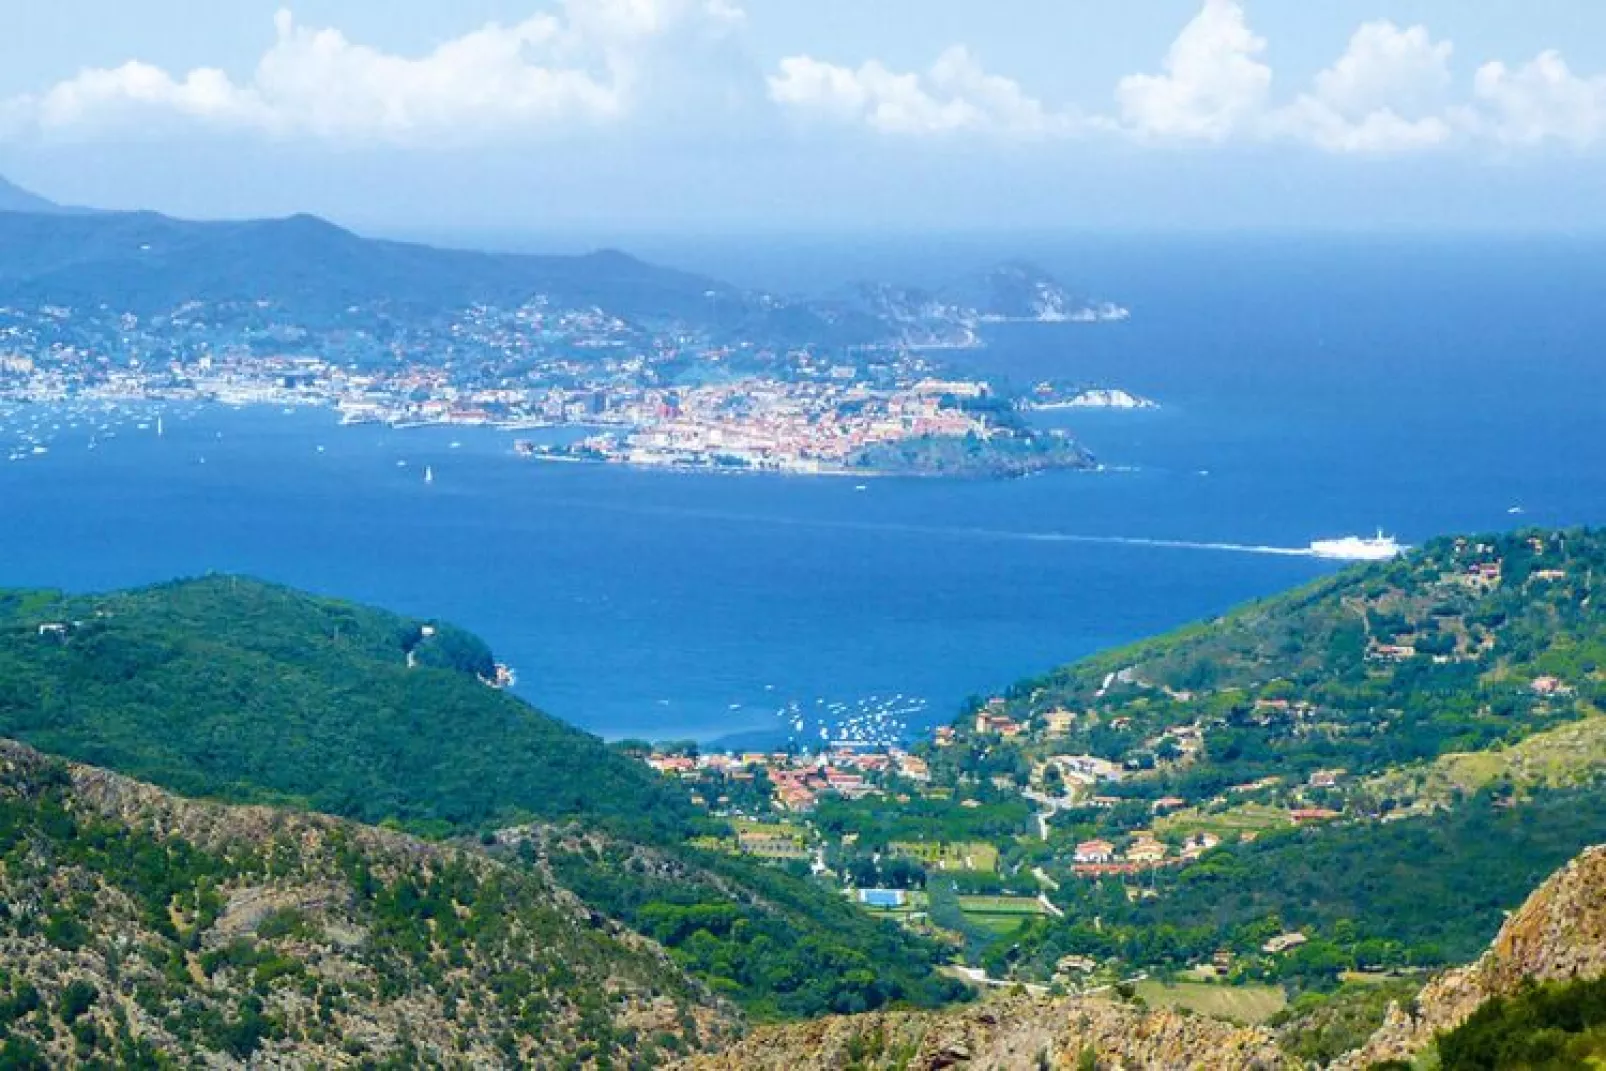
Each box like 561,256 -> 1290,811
0,176 -> 1123,349
0,208 -> 758,327
0,173 -> 81,215
819,263 -> 1129,348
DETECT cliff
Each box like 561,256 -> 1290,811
677,992 -> 1293,1070
1340,843 -> 1606,1067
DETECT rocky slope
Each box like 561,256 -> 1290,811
676,992 -> 1292,1070
0,739 -> 736,1067
1339,844 -> 1606,1067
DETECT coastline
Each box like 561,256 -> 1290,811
513,449 -> 1102,481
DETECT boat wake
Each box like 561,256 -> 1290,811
529,496 -> 1385,560
1000,531 -> 1316,557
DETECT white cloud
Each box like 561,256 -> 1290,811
8,0 -> 1606,158
1468,52 -> 1606,148
768,47 -> 1075,137
8,0 -> 744,143
33,62 -> 269,131
1312,22 -> 1453,117
1115,0 -> 1271,142
1272,21 -> 1456,153
767,0 -> 1606,158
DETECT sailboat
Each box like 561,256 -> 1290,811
156,415 -> 164,438
424,465 -> 434,485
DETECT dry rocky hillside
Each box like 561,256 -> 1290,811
677,992 -> 1294,1070
1338,843 -> 1606,1068
0,739 -> 736,1068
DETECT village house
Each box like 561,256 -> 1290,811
1125,837 -> 1168,865
1074,839 -> 1116,864
1307,769 -> 1346,789
1290,807 -> 1343,825
1263,933 -> 1309,955
896,753 -> 931,781
1530,676 -> 1569,696
1044,709 -> 1078,735
822,768 -> 876,799
1051,754 -> 1127,783
975,711 -> 1023,738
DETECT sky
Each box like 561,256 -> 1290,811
2,0 -> 1606,236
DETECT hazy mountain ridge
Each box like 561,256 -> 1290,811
0,738 -> 736,1067
0,209 -> 749,326
817,263 -> 1128,348
0,196 -> 1123,352
0,176 -> 68,215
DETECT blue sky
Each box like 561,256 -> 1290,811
2,1 -> 1605,235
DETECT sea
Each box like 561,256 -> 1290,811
1,234 -> 1602,748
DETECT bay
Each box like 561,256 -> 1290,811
1,234 -> 1601,746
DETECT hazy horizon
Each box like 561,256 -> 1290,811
5,1 -> 1606,233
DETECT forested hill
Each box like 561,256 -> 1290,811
0,576 -> 965,1023
0,576 -> 698,841
901,527 -> 1606,997
980,527 -> 1605,792
0,738 -> 732,1067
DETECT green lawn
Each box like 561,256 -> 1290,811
1134,980 -> 1287,1024
956,895 -> 1046,915
956,894 -> 1046,936
891,840 -> 1000,873
1156,802 -> 1289,840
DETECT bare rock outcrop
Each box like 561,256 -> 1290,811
678,993 -> 1294,1070
1340,844 -> 1606,1067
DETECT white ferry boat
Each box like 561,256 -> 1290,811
1309,529 -> 1405,562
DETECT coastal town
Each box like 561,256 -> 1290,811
629,530 -> 1600,991
0,295 -> 1103,476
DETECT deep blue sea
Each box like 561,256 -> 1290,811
1,235 -> 1602,746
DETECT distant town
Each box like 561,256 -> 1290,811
0,289 -> 1132,476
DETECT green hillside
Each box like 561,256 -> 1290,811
800,528 -> 1606,997
0,576 -> 698,840
0,739 -> 730,1068
996,527 -> 1605,794
0,576 -> 963,1024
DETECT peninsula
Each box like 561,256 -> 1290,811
0,207 -> 1125,479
